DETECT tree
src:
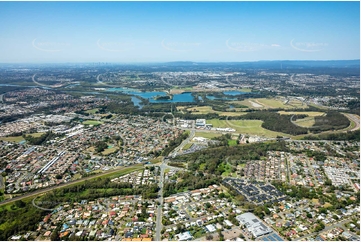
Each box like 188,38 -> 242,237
15,200 -> 26,208
50,228 -> 60,241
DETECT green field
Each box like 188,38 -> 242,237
0,136 -> 24,143
85,108 -> 99,114
102,147 -> 118,155
235,98 -> 307,110
82,120 -> 103,126
150,157 -> 163,164
228,140 -> 237,146
194,132 -> 222,139
208,119 -> 291,138
183,142 -> 193,150
293,117 -> 316,127
278,111 -> 325,116
179,105 -> 246,117
0,132 -> 44,143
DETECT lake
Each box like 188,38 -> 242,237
131,96 -> 143,109
223,91 -> 249,96
107,88 -> 195,103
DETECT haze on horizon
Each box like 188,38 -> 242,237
0,1 -> 359,63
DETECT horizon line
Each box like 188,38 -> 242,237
0,59 -> 360,65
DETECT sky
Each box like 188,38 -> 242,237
0,1 -> 359,63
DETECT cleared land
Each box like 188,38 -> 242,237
194,132 -> 222,139
0,136 -> 24,143
0,132 -> 45,143
102,147 -> 118,155
85,108 -> 99,114
208,119 -> 290,138
236,98 -> 307,109
82,120 -> 103,126
278,111 -> 325,116
278,111 -> 325,128
255,98 -> 306,109
293,117 -> 316,127
179,105 -> 246,117
182,142 -> 194,150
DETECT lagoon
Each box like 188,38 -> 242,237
107,88 -> 195,103
223,91 -> 249,96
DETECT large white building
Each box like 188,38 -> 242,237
236,213 -> 273,238
195,119 -> 206,127
176,231 -> 193,241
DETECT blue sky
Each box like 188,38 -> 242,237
0,1 -> 359,63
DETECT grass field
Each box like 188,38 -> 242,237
0,132 -> 44,143
150,156 -> 163,164
255,98 -> 305,109
180,105 -> 246,117
235,98 -> 307,110
208,119 -> 291,138
278,111 -> 325,116
85,108 -> 99,114
183,142 -> 193,150
293,117 -> 316,127
82,120 -> 103,126
194,132 -> 222,139
228,140 -> 237,146
0,136 -> 24,143
277,111 -> 325,128
102,147 -> 118,155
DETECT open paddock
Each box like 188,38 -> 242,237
178,105 -> 246,117
208,119 -> 290,138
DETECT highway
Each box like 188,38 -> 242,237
155,158 -> 166,241
343,113 -> 360,132
0,164 -> 143,207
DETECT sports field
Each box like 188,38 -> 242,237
82,120 -> 103,126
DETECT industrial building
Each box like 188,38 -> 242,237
236,213 -> 273,238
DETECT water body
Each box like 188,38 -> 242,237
229,105 -> 235,109
131,96 -> 144,109
107,88 -> 195,103
206,95 -> 237,101
223,91 -> 249,96
107,87 -> 139,93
